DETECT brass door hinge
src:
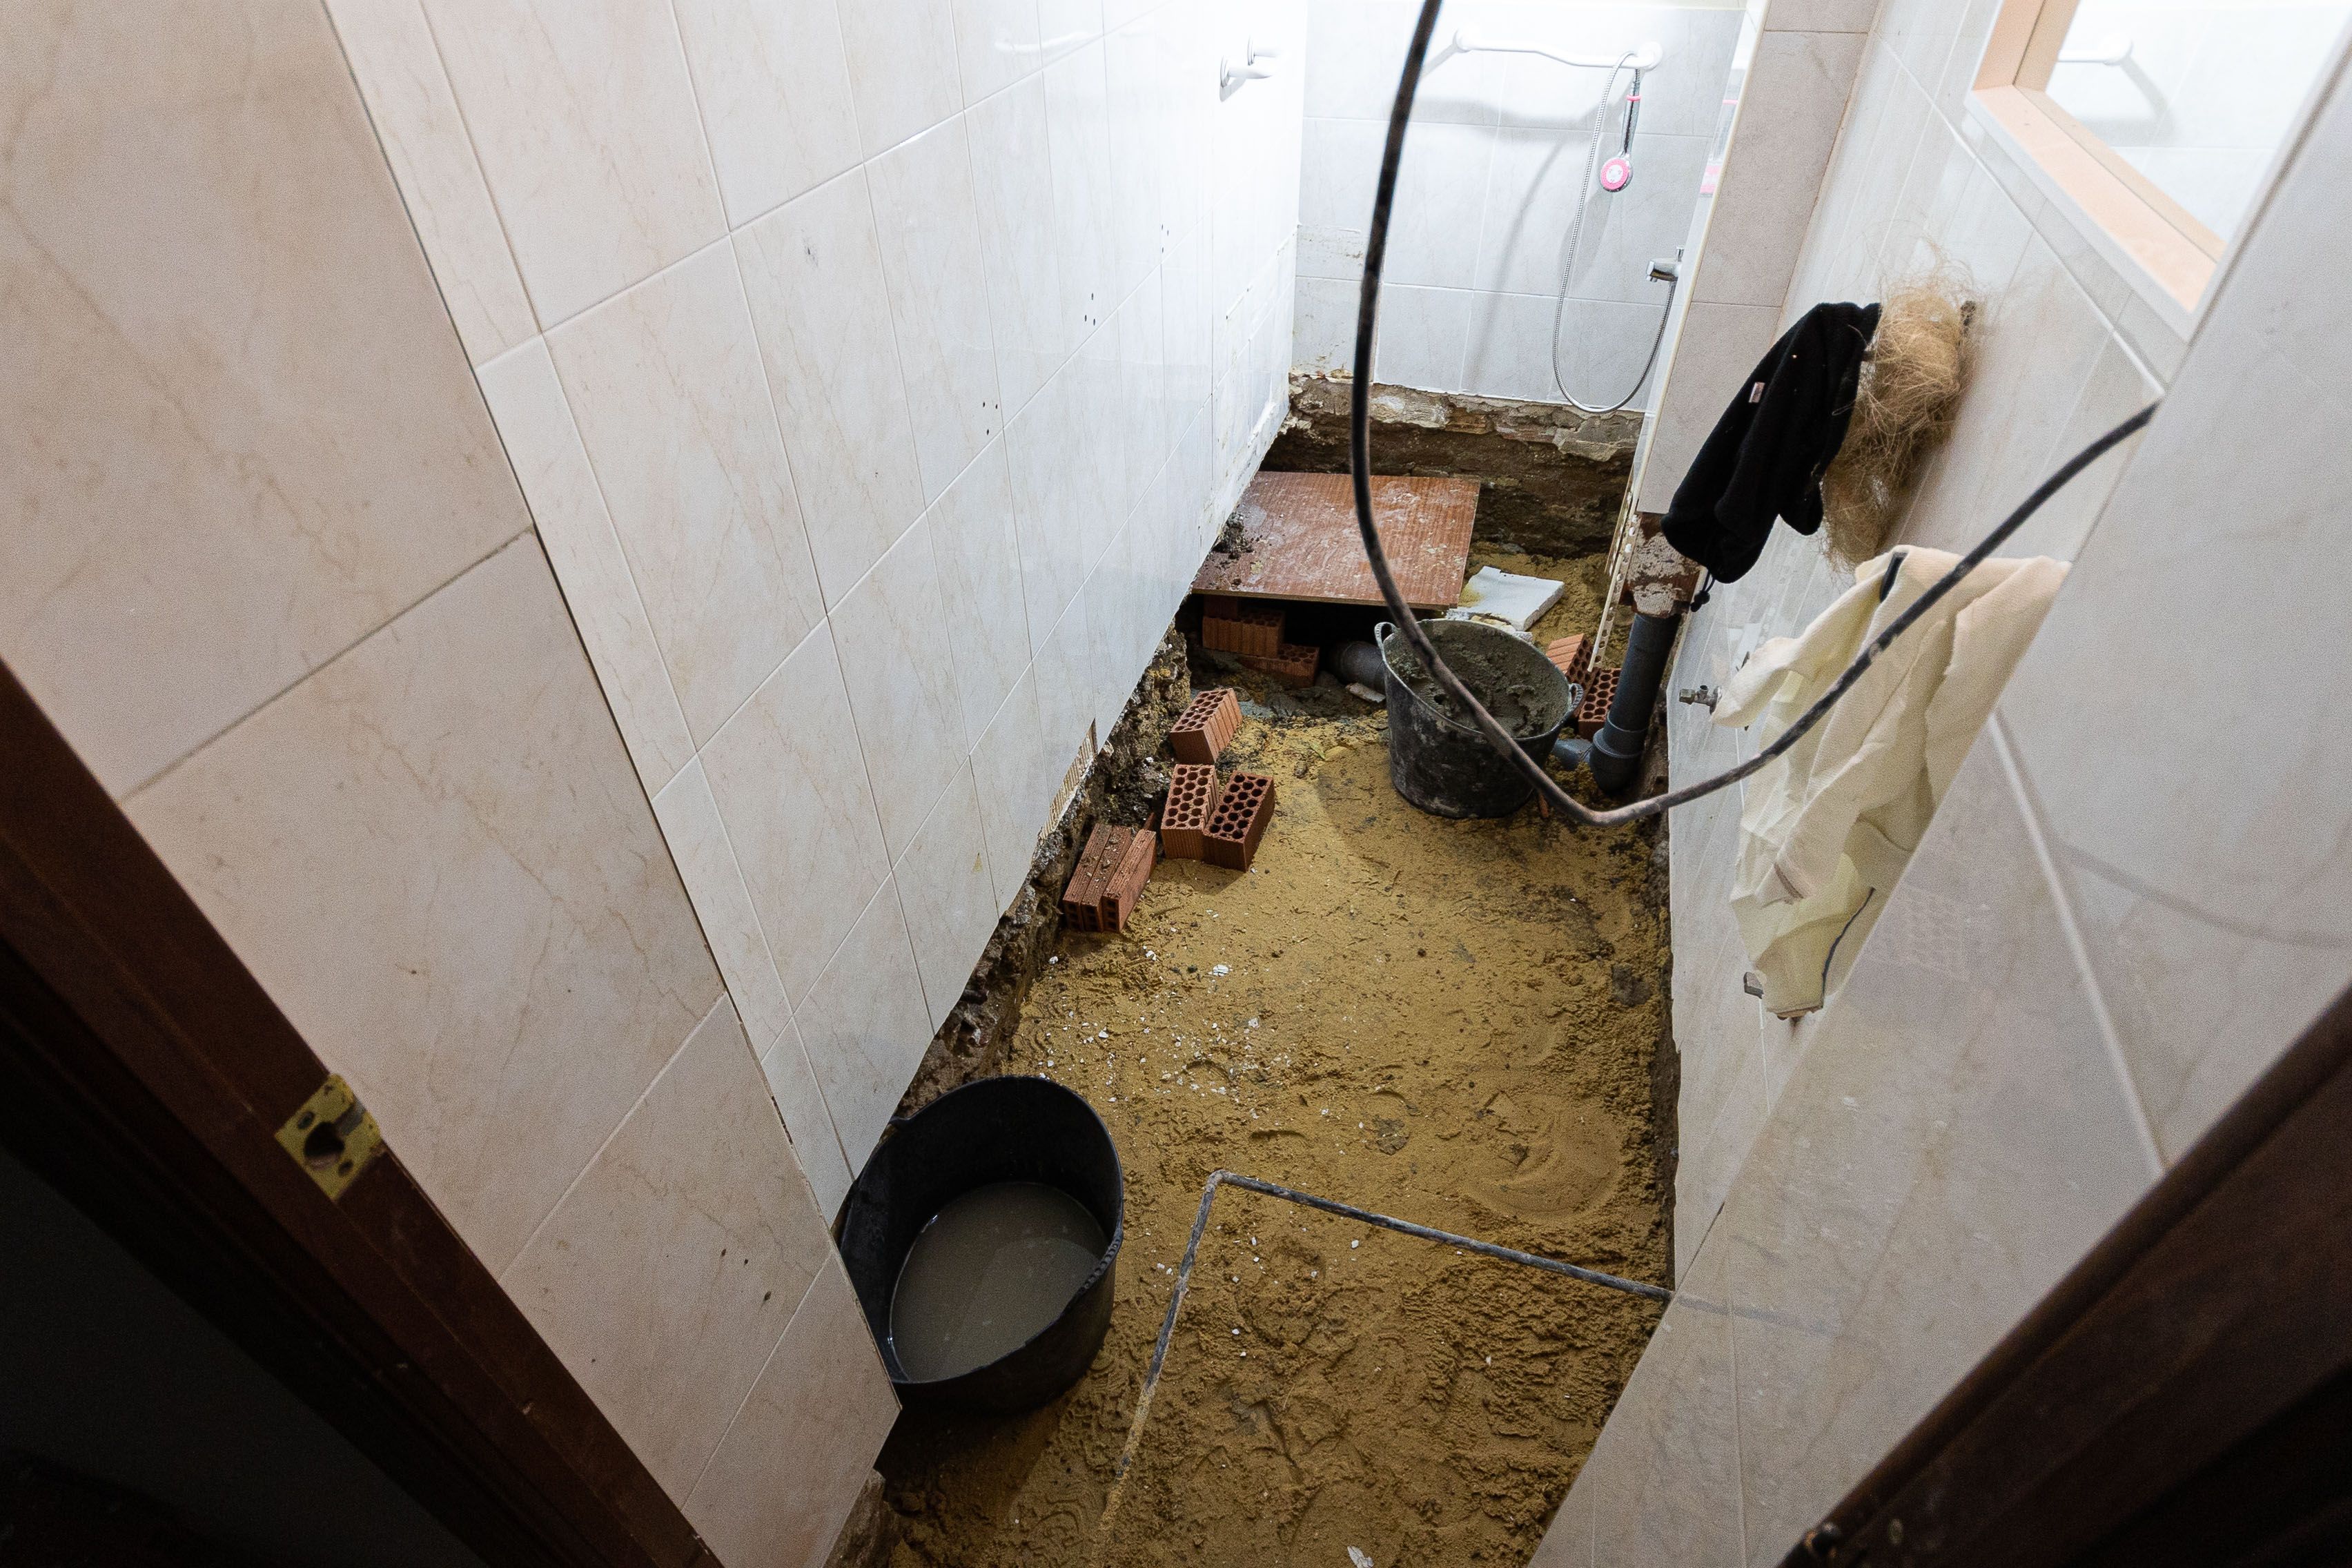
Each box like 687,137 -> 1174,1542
276,1075 -> 383,1199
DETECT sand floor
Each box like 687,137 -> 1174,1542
881,552 -> 1669,1568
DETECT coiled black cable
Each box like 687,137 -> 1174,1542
1350,0 -> 2158,829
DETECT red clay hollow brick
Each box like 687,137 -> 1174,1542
1241,641 -> 1320,687
1202,600 -> 1284,657
1546,634 -> 1591,684
1061,823 -> 1126,932
1575,667 -> 1620,740
1202,771 -> 1276,872
1159,764 -> 1224,860
1199,594 -> 1242,621
1169,687 -> 1241,765
1099,829 -> 1158,934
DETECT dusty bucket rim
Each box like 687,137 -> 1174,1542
1375,618 -> 1575,743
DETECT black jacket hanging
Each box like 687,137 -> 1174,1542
1661,302 -> 1880,583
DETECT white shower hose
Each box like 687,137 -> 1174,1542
1549,52 -> 1679,415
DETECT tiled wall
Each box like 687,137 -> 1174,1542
1290,0 -> 1743,403
0,1 -> 1307,1561
1535,3 -> 2352,1562
327,0 -> 1307,1219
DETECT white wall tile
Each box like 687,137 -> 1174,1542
420,0 -> 725,326
1004,355 -> 1091,650
0,0 -> 526,798
970,670 -> 1058,910
503,993 -> 830,1502
651,758 -> 794,1050
701,623 -> 894,1004
758,1018 -> 854,1219
1045,41 -> 1121,338
868,117 -> 1006,502
683,1255 -> 898,1567
671,0 -> 863,228
547,242 -> 824,745
954,0 -> 1046,103
896,762 -> 1001,1030
124,537 -> 724,1274
1037,0 -> 1104,61
839,0 -> 964,159
832,514 -> 968,859
326,0 -> 537,365
968,77 -> 1069,415
1032,590 -> 1099,769
1304,0 -> 1497,124
798,879 -> 937,1171
734,170 -> 929,605
1370,282 -> 1471,390
928,438 -> 1035,747
472,339 -> 698,791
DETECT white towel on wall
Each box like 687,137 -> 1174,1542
1712,547 -> 2070,1016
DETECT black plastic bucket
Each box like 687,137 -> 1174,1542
1377,619 -> 1576,819
837,1076 -> 1123,1413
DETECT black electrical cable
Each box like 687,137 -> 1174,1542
1352,0 -> 2160,830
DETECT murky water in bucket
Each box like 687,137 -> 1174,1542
889,1181 -> 1108,1382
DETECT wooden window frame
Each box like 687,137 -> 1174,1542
1971,0 -> 2226,317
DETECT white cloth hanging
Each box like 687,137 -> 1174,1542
1712,547 -> 2070,1016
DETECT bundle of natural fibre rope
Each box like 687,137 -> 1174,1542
1822,265 -> 1976,564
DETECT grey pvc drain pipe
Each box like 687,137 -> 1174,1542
1588,610 -> 1678,796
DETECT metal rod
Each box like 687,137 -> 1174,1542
1102,1167 -> 1670,1529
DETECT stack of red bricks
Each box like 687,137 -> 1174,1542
1199,596 -> 1320,687
1058,687 -> 1280,934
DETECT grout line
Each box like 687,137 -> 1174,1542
1992,714 -> 2166,1175
498,988 -> 731,1280
411,0 -> 550,337
677,1260 -> 826,1505
659,0 -> 734,228
121,523 -> 536,804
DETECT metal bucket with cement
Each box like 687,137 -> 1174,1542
1377,619 -> 1575,819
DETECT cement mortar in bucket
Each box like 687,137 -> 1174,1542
1376,618 -> 1576,819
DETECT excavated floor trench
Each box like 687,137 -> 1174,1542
881,400 -> 1671,1568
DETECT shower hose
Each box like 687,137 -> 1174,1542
1354,0 -> 2160,832
1549,52 -> 1673,415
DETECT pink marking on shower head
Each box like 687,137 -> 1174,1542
1600,155 -> 1633,193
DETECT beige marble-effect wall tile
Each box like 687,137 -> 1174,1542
420,0 -> 725,329
548,241 -> 824,745
839,0 -> 963,160
684,1254 -> 898,1568
967,76 -> 1069,418
798,880 -> 938,1172
0,1 -> 524,798
929,439 -> 1035,749
325,0 -> 537,365
1006,355 -> 1092,650
735,172 -> 930,607
971,669 -> 1057,911
868,117 -> 1006,503
670,0 -> 863,230
896,762 -> 1001,1031
1578,1246 -> 1743,1568
1763,0 -> 1883,31
504,993 -> 832,1502
1720,738 -> 2156,1556
701,623 -> 894,1006
832,514 -> 968,859
1634,301 -> 1781,513
1527,1458 -> 1592,1568
474,337 -> 697,791
761,1017 -> 854,1220
126,536 -> 724,1271
1692,30 -> 1865,311
651,758 -> 794,1051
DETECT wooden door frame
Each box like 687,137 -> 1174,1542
1778,979 -> 2352,1565
0,661 -> 709,1567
